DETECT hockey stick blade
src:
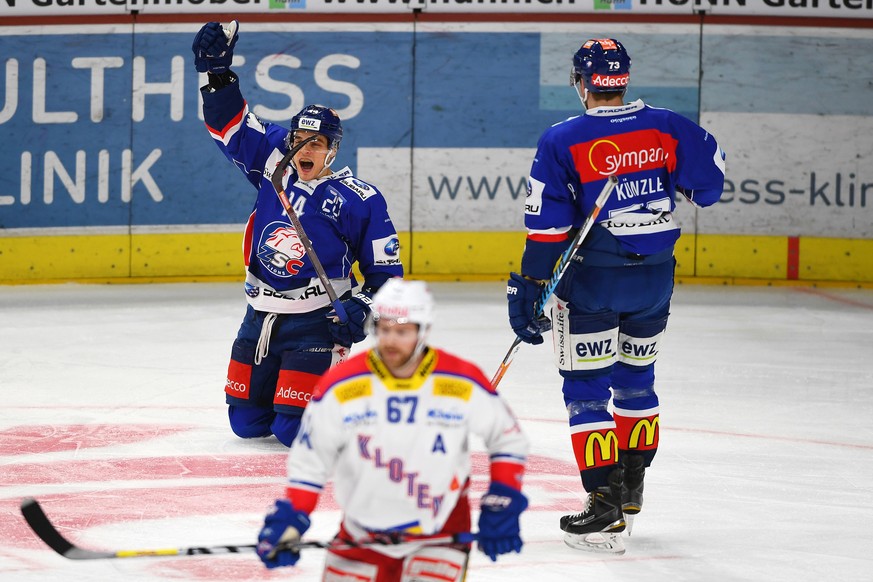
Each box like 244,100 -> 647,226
21,497 -> 82,558
21,497 -> 476,561
21,497 -> 256,560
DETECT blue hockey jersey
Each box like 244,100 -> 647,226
523,99 -> 725,276
201,80 -> 403,314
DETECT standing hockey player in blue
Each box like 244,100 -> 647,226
192,21 -> 403,447
506,38 -> 725,553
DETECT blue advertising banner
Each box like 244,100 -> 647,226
1,21 -> 871,283
0,24 -> 417,230
0,23 -> 707,232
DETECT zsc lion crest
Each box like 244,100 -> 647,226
257,222 -> 307,277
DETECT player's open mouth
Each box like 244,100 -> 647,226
299,160 -> 314,172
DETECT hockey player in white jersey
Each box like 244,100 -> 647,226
257,279 -> 529,581
192,21 -> 403,447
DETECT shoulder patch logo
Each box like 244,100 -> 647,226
371,235 -> 401,266
322,186 -> 346,221
341,177 -> 376,201
433,377 -> 473,401
526,176 -> 544,215
334,378 -> 372,403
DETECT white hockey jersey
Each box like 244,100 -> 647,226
284,347 -> 528,545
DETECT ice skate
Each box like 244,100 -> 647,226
621,454 -> 645,535
560,469 -> 626,554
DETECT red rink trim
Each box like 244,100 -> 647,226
787,236 -> 800,280
0,416 -> 590,582
0,483 -> 338,550
2,446 -> 576,488
0,424 -> 191,456
1,453 -> 287,485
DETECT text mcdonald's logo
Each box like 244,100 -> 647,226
585,431 -> 618,467
629,417 -> 660,449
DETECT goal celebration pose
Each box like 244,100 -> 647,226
192,21 -> 403,447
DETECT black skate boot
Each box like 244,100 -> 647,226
560,468 -> 626,554
621,454 -> 645,513
620,454 -> 645,535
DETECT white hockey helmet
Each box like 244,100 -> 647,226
371,278 -> 434,327
369,278 -> 434,357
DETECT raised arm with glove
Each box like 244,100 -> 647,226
192,20 -> 238,74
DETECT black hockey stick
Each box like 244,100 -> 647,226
490,175 -> 618,389
269,135 -> 349,323
21,497 -> 475,560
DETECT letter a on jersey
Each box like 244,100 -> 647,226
432,434 -> 447,454
298,428 -> 313,449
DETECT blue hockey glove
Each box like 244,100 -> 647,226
477,482 -> 528,562
506,273 -> 552,345
327,292 -> 373,346
257,500 -> 311,569
192,20 -> 239,74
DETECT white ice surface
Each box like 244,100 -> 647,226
1,281 -> 872,581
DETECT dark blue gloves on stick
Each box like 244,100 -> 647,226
506,272 -> 552,345
256,500 -> 311,569
192,20 -> 239,74
328,292 -> 373,346
477,481 -> 528,562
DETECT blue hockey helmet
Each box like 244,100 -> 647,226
288,104 -> 343,150
571,38 -> 632,94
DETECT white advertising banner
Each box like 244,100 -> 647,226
359,114 -> 873,237
358,147 -> 533,232
2,0 -> 872,18
701,112 -> 873,238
